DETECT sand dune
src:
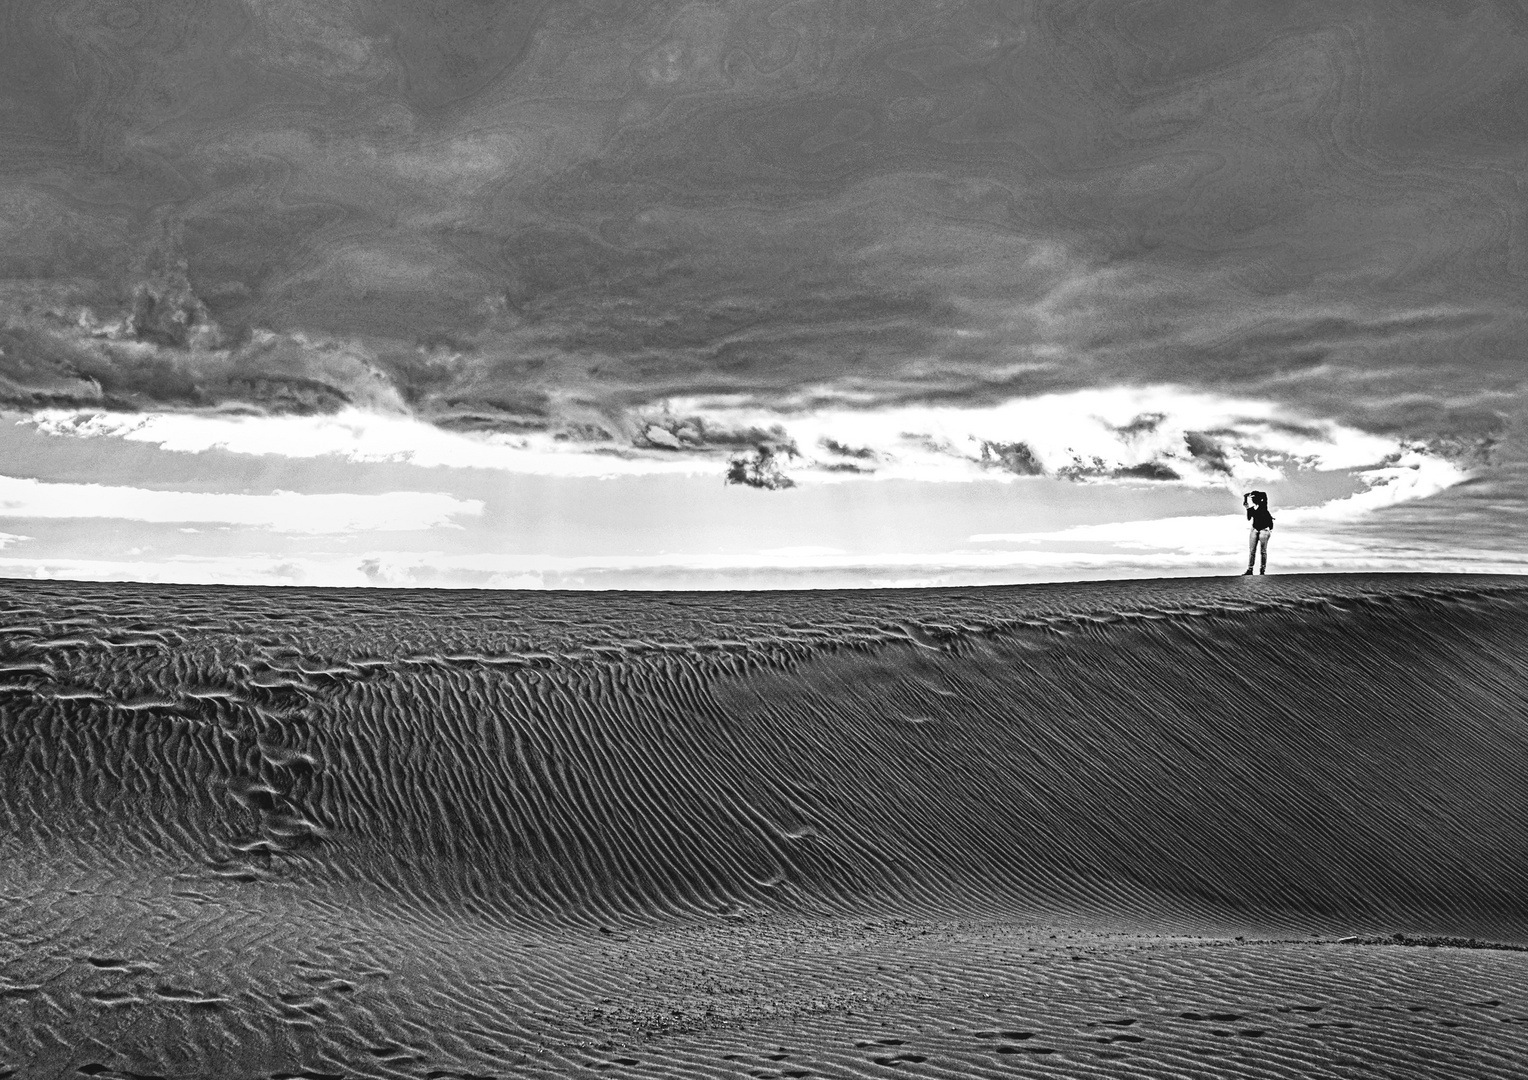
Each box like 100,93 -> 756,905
2,574 -> 1527,1078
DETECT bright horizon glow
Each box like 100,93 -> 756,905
1,389 -> 1514,589
4,538 -> 1526,592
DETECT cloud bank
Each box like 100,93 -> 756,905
0,0 -> 1522,461
22,384 -> 1482,499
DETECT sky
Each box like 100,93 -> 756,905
2,0 -> 1526,588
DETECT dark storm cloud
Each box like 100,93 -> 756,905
978,441 -> 1044,477
1183,432 -> 1233,476
1,0 -> 1526,453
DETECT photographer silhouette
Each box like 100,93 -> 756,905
1243,491 -> 1274,575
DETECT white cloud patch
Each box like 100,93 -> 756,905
0,475 -> 481,533
24,384 -> 1452,496
25,409 -> 717,478
654,386 -> 1408,485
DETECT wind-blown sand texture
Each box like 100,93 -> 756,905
3,573 -> 1527,1079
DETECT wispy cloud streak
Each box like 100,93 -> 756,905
0,475 -> 480,533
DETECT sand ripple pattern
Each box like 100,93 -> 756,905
3,574 -> 1528,1077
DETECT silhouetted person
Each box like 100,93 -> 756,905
1243,491 -> 1274,575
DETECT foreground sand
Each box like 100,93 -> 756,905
2,573 -> 1527,1078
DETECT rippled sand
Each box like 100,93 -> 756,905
3,574 -> 1527,1078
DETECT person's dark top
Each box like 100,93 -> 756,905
1246,499 -> 1274,531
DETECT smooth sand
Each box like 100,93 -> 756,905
3,574 -> 1527,1078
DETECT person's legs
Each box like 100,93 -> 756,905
1246,527 -> 1259,573
1258,528 -> 1271,573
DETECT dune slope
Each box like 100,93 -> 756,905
2,574 -> 1527,1077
